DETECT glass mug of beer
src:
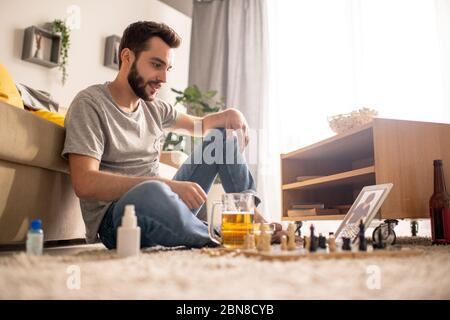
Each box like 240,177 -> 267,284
208,193 -> 255,248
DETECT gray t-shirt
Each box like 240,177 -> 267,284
62,83 -> 179,243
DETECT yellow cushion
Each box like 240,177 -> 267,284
0,63 -> 24,109
30,109 -> 65,127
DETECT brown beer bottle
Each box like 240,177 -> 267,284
429,160 -> 450,244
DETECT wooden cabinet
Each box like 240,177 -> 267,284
280,118 -> 450,222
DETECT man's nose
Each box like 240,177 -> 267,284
158,70 -> 167,83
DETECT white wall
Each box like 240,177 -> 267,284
0,0 -> 191,108
160,0 -> 193,17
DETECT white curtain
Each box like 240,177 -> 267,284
261,0 -> 450,222
189,0 -> 270,219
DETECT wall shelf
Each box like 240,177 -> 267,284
22,26 -> 61,68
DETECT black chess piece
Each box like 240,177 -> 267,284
318,233 -> 327,250
309,224 -> 317,252
373,225 -> 386,250
342,237 -> 352,251
358,220 -> 367,251
411,220 -> 419,237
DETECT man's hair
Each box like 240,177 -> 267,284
118,21 -> 181,68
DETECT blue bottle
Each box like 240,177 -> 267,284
26,219 -> 43,256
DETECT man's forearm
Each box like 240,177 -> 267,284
202,110 -> 227,135
78,170 -> 171,202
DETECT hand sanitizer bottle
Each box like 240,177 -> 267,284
117,205 -> 141,258
26,219 -> 43,256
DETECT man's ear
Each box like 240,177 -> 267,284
120,48 -> 135,68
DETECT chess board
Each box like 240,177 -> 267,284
201,246 -> 423,261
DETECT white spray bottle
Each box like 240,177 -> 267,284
117,205 -> 141,258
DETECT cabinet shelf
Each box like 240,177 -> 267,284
280,118 -> 450,222
282,214 -> 346,222
282,166 -> 375,191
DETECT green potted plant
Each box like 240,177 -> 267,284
163,85 -> 225,152
51,19 -> 71,85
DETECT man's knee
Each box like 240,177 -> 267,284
116,180 -> 175,217
132,180 -> 171,198
203,128 -> 240,163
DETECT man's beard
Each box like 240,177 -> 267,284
127,61 -> 157,101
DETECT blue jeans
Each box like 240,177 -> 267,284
98,128 -> 259,249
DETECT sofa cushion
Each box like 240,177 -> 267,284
0,100 -> 68,174
0,63 -> 24,109
29,108 -> 65,127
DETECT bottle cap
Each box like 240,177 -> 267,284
122,205 -> 137,228
434,159 -> 443,166
30,219 -> 42,231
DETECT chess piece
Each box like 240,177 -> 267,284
358,220 -> 367,251
411,220 -> 418,237
309,225 -> 317,252
304,236 -> 310,250
287,223 -> 297,250
244,234 -> 256,250
257,223 -> 266,251
342,237 -> 352,251
318,233 -> 327,250
327,232 -> 336,252
280,235 -> 288,251
262,231 -> 272,252
373,225 -> 386,250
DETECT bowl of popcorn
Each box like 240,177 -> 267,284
328,107 -> 378,135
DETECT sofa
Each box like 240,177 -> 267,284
0,100 -> 188,245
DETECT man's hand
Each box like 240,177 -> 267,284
270,223 -> 302,244
167,180 -> 207,210
224,109 -> 249,150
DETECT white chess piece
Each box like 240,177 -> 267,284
280,235 -> 288,251
244,234 -> 256,250
328,234 -> 337,252
263,234 -> 272,252
287,223 -> 297,250
257,223 -> 266,252
304,236 -> 311,251
260,224 -> 272,252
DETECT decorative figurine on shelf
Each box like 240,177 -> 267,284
309,225 -> 317,252
358,220 -> 367,251
33,31 -> 43,59
318,233 -> 327,250
328,232 -> 337,252
342,237 -> 352,251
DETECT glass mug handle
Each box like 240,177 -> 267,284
208,201 -> 223,245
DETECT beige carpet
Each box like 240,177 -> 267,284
1,238 -> 449,300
